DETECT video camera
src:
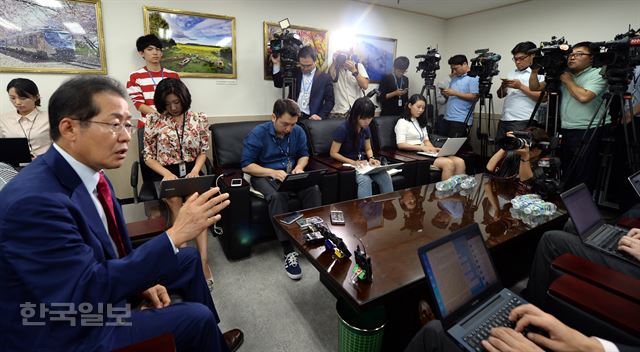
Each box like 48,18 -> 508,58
590,27 -> 640,93
529,36 -> 571,80
268,18 -> 303,70
467,48 -> 501,96
496,130 -> 551,152
532,156 -> 562,197
335,52 -> 359,67
415,47 -> 441,86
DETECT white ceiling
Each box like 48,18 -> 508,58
355,0 -> 529,19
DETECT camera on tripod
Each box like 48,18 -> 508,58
268,18 -> 303,70
497,130 -> 552,152
590,27 -> 640,93
529,36 -> 571,79
415,47 -> 441,85
468,49 -> 501,95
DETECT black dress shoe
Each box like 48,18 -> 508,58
223,328 -> 243,352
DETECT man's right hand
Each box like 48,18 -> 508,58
163,174 -> 178,181
271,169 -> 288,182
166,188 -> 230,247
271,54 -> 280,65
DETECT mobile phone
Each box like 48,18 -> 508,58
280,211 -> 303,225
296,218 -> 309,228
304,231 -> 324,244
330,210 -> 345,225
230,178 -> 243,187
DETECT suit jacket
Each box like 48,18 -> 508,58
378,73 -> 409,116
0,147 -> 182,351
273,67 -> 335,119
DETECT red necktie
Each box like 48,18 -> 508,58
96,172 -> 127,257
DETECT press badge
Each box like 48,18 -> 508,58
286,159 -> 293,173
398,98 -> 403,107
179,162 -> 186,177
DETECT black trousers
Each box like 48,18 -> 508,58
404,320 -> 461,352
250,176 -> 322,247
560,128 -> 602,191
437,119 -> 468,138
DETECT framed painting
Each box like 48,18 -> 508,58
263,21 -> 328,80
0,0 -> 106,74
143,6 -> 237,78
353,34 -> 397,83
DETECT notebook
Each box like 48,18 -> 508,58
266,169 -> 326,192
0,138 -> 31,167
560,183 -> 638,266
418,223 -> 529,351
355,162 -> 403,175
417,137 -> 466,157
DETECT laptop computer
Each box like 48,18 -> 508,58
560,183 -> 638,266
628,170 -> 640,198
418,224 -> 527,351
158,174 -> 217,198
267,169 -> 326,192
0,138 -> 31,167
418,223 -> 529,351
417,137 -> 466,157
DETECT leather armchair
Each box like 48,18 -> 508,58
209,121 -> 338,260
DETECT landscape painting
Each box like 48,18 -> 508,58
143,6 -> 236,78
0,0 -> 106,74
353,34 -> 397,83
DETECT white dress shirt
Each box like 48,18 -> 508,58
0,108 -> 51,157
501,68 -> 545,121
332,62 -> 369,114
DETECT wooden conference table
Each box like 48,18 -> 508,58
275,173 -> 567,347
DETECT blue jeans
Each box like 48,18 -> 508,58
356,172 -> 394,198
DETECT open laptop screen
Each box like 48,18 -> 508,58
419,226 -> 498,318
629,170 -> 640,198
561,184 -> 602,238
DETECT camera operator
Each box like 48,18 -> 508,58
328,50 -> 369,119
486,127 -> 550,182
496,42 -> 545,140
272,46 -> 334,120
378,56 -> 410,116
438,55 -> 480,138
529,42 -> 608,190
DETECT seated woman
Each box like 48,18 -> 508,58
394,94 -> 465,180
0,78 -> 51,158
486,127 -> 550,182
330,97 -> 394,198
142,78 -> 214,290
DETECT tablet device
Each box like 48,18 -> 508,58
267,169 -> 327,192
158,175 -> 216,198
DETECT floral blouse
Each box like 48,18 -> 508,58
143,111 -> 210,166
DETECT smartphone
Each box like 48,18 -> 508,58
330,210 -> 345,225
230,178 -> 243,187
280,211 -> 303,225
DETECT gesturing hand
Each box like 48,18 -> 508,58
140,284 -> 171,310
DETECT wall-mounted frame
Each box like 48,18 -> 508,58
0,0 -> 107,74
263,21 -> 328,80
143,6 -> 237,78
353,34 -> 397,83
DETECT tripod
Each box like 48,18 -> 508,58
526,77 -> 562,137
463,79 -> 494,158
420,79 -> 439,137
280,61 -> 297,100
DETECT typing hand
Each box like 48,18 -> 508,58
140,284 -> 171,309
185,170 -> 199,178
482,327 -> 544,352
626,228 -> 640,239
271,169 -> 288,181
369,158 -> 381,166
355,160 -> 369,168
163,174 -> 178,181
167,188 -> 230,246
291,167 -> 305,174
618,235 -> 640,261
423,146 -> 439,153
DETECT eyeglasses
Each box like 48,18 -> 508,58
568,53 -> 592,59
86,121 -> 134,134
512,55 -> 530,62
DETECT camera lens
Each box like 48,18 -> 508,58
497,137 -> 526,151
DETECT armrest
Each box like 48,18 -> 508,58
130,161 -> 139,203
313,155 -> 354,171
549,274 -> 640,336
551,253 -> 640,303
126,216 -> 168,240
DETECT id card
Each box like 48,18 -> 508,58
179,162 -> 186,177
398,98 -> 403,107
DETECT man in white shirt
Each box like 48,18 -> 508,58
329,50 -> 370,118
496,41 -> 545,140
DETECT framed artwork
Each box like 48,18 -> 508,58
143,6 -> 237,78
353,34 -> 397,83
263,21 -> 328,80
0,0 -> 106,74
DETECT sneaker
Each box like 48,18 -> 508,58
284,252 -> 303,280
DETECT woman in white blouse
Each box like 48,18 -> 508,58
394,94 -> 465,180
0,78 -> 51,158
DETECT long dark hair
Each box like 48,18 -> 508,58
401,94 -> 427,129
154,78 -> 192,114
348,97 -> 375,150
7,78 -> 41,106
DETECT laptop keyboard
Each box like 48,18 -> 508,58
593,226 -> 626,252
463,296 -> 523,351
0,165 -> 18,190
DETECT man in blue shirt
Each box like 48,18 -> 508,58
438,55 -> 480,138
241,99 -> 322,280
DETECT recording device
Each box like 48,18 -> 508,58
268,18 -> 303,71
230,178 -> 243,187
415,47 -> 441,86
590,27 -> 640,94
532,156 -> 562,197
529,36 -> 571,80
335,52 -> 359,67
303,223 -> 325,244
353,245 -> 373,283
467,48 -> 501,96
496,130 -> 550,152
330,210 -> 345,225
316,224 -> 352,258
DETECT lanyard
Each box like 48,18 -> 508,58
17,111 -> 38,156
146,67 -> 164,87
173,114 -> 186,160
394,75 -> 403,90
411,119 -> 424,141
272,135 -> 290,169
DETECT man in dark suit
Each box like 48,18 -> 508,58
272,45 -> 334,120
0,76 -> 242,352
378,56 -> 410,116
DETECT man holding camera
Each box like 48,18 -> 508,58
496,42 -> 545,141
329,51 -> 369,118
378,56 -> 410,116
272,46 -> 334,120
438,55 -> 480,138
486,128 -> 550,182
530,42 -> 608,190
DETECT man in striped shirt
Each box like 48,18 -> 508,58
126,34 -> 180,127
